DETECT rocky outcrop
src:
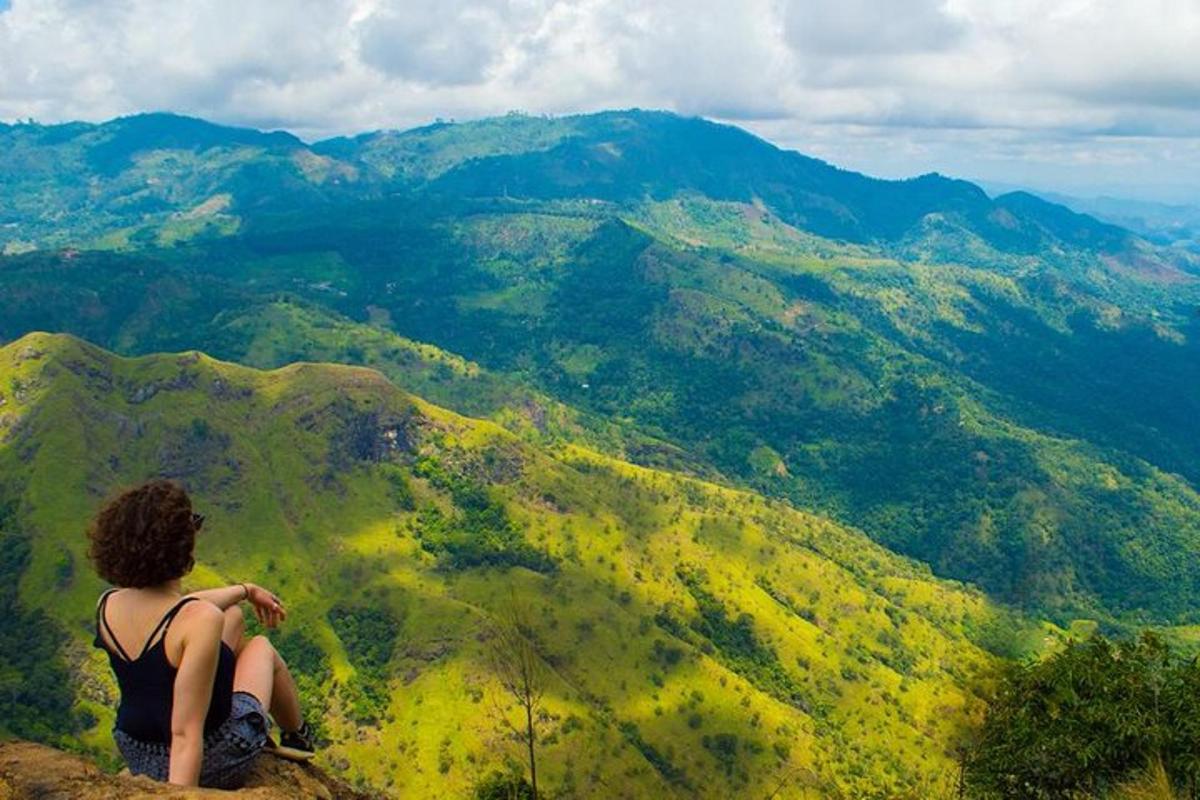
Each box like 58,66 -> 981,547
0,741 -> 379,800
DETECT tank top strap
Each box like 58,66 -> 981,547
94,588 -> 133,660
94,587 -> 132,657
94,588 -> 119,633
137,596 -> 200,659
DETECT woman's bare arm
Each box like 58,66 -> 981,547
188,583 -> 287,628
167,602 -> 224,786
185,584 -> 249,611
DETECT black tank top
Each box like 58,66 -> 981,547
93,589 -> 236,743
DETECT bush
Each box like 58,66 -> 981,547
967,633 -> 1200,798
702,733 -> 740,777
328,605 -> 398,673
651,639 -> 684,668
382,464 -> 416,511
275,629 -> 332,685
618,720 -> 689,788
473,769 -> 534,800
677,566 -> 817,714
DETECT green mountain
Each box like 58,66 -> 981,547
7,109 -> 1193,260
1,110 -> 1198,625
0,332 -> 1048,798
0,112 -> 338,252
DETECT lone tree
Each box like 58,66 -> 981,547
488,594 -> 547,800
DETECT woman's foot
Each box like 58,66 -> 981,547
270,721 -> 317,761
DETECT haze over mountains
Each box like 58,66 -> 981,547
2,109 -> 1199,796
1031,192 -> 1200,254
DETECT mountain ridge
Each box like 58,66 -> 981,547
0,108 -> 1150,260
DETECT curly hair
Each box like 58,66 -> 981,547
87,480 -> 198,587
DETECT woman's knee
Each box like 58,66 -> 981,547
239,635 -> 279,664
222,605 -> 245,650
233,635 -> 278,708
234,636 -> 278,681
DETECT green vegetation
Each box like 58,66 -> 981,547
412,456 -> 555,573
472,768 -> 535,800
0,501 -> 79,743
677,566 -> 815,715
618,719 -> 691,789
967,633 -> 1200,799
329,605 -> 400,725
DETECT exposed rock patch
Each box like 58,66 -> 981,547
209,378 -> 252,402
62,358 -> 115,392
298,398 -> 418,469
16,346 -> 45,363
123,370 -> 199,405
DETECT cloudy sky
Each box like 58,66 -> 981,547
1,0 -> 1197,202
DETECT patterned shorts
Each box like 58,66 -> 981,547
113,691 -> 271,790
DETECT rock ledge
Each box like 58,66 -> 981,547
0,741 -> 378,799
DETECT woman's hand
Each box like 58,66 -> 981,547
245,583 -> 287,629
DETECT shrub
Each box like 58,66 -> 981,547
473,769 -> 534,800
967,633 -> 1200,798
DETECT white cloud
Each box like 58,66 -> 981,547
783,0 -> 966,57
602,0 -> 793,118
357,0 -> 532,87
0,0 -> 1198,200
0,0 -> 356,124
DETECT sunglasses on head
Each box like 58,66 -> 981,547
192,512 -> 205,531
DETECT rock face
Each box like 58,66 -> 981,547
0,741 -> 379,800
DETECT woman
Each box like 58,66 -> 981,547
87,479 -> 316,788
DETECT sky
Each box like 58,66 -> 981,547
1,0 -> 1198,203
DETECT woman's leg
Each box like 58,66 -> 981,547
222,606 -> 245,654
233,635 -> 303,732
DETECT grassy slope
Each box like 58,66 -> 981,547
0,333 -> 1048,798
616,198 -> 1200,618
211,299 -> 712,477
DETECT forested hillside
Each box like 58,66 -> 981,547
2,110 -> 1198,624
0,333 -> 1048,798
